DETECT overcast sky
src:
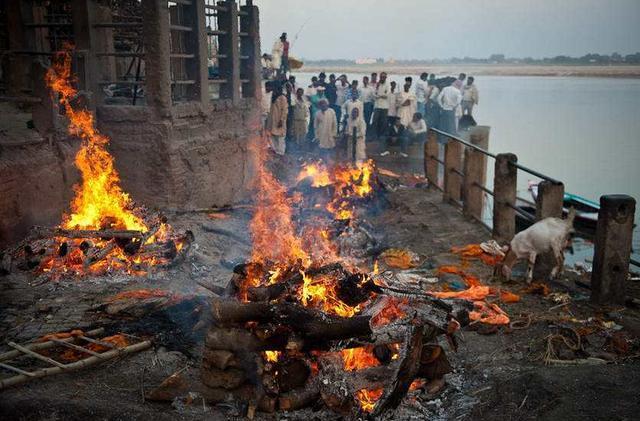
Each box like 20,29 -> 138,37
258,0 -> 640,60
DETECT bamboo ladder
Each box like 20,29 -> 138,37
0,328 -> 151,389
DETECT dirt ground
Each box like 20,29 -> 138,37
1,143 -> 640,420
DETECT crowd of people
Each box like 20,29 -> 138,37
262,68 -> 479,164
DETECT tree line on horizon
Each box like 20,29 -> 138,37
303,52 -> 640,66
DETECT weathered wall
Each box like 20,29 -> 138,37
97,99 -> 260,211
0,141 -> 78,246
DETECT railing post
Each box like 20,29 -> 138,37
240,3 -> 261,99
493,153 -> 518,243
424,130 -> 439,188
142,0 -> 172,116
184,0 -> 208,104
536,180 -> 564,220
71,0 -> 102,108
443,138 -> 462,204
591,195 -> 636,305
462,126 -> 490,221
217,0 -> 240,103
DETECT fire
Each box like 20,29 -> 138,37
299,271 -> 361,318
263,351 -> 281,363
46,46 -> 146,233
341,346 -> 380,371
297,161 -> 332,187
370,298 -> 407,327
356,388 -> 383,412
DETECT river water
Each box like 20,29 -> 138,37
295,72 -> 640,264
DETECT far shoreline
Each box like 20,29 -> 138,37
298,64 -> 640,79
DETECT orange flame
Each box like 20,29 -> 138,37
263,351 -> 281,363
46,46 -> 146,232
341,346 -> 380,371
356,388 -> 383,412
299,271 -> 361,318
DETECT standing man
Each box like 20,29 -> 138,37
387,81 -> 398,133
268,84 -> 289,155
372,72 -> 390,141
396,82 -> 417,129
292,88 -> 310,151
325,74 -> 340,126
415,72 -> 429,118
437,80 -> 462,138
452,73 -> 466,91
345,107 -> 367,164
359,76 -> 375,133
280,33 -> 290,75
461,76 -> 479,116
336,75 -> 349,124
341,86 -> 364,130
314,99 -> 338,162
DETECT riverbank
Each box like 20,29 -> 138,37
300,64 -> 640,78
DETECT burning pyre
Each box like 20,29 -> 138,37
200,137 -> 471,416
6,47 -> 190,279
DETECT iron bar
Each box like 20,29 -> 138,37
473,182 -> 495,196
505,202 -> 536,222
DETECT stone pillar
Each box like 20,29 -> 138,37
462,126 -> 490,221
71,0 -> 102,107
443,140 -> 462,204
493,153 -> 518,243
216,0 -> 240,103
240,4 -> 261,99
424,130 -> 439,188
591,195 -> 636,305
31,61 -> 58,135
142,0 -> 172,116
184,0 -> 208,104
536,180 -> 564,220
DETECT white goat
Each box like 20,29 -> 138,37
499,208 -> 576,282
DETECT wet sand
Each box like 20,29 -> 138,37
300,64 -> 640,78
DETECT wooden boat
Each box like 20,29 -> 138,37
515,182 -> 600,237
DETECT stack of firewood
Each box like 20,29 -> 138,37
200,263 -> 471,416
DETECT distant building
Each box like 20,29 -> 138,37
355,58 -> 377,65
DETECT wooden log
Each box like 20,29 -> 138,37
278,382 -> 320,411
31,226 -> 143,240
536,180 -> 565,220
210,298 -> 372,341
205,327 -> 288,352
83,240 -> 117,268
372,325 -> 427,417
0,328 -> 105,363
275,359 -> 310,393
202,349 -> 238,370
200,367 -> 246,389
245,262 -> 345,302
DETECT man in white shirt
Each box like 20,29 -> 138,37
437,81 -> 462,137
407,112 -> 427,144
358,76 -> 375,133
341,87 -> 364,130
415,72 -> 429,118
345,107 -> 367,164
396,83 -> 417,128
372,72 -> 390,141
386,81 -> 398,135
314,99 -> 338,162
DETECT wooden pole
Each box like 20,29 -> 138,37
443,139 -> 462,204
424,130 -> 439,188
216,0 -> 240,103
462,126 -> 490,221
591,195 -> 636,305
536,180 -> 564,220
492,153 -> 518,243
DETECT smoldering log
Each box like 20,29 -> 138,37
83,240 -> 117,268
245,262 -> 345,301
31,226 -> 143,240
202,349 -> 239,370
275,359 -> 311,393
201,367 -> 247,389
205,327 -> 289,352
211,298 -> 372,341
